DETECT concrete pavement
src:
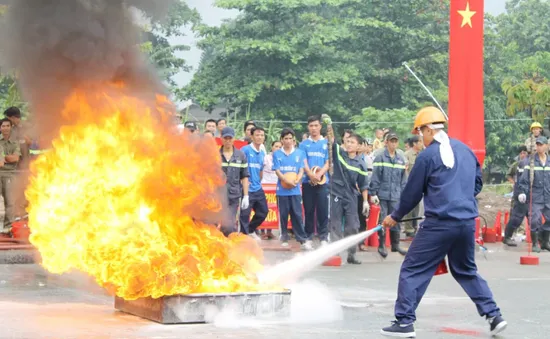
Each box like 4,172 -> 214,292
0,243 -> 548,338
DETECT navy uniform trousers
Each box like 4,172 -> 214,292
395,221 -> 501,324
328,194 -> 359,255
505,194 -> 529,232
530,201 -> 550,232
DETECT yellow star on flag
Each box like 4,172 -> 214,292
458,2 -> 476,28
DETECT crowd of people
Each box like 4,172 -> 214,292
180,114 -> 550,263
182,115 -> 428,264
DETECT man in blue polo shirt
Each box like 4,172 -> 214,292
299,115 -> 330,248
273,128 -> 310,250
240,127 -> 268,240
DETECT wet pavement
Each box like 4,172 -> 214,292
0,243 -> 549,339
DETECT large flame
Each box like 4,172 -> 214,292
26,87 -> 268,300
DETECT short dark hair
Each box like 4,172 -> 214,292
4,107 -> 20,118
307,115 -> 321,125
347,132 -> 363,144
205,119 -> 216,126
408,135 -> 420,147
203,130 -> 214,136
518,145 -> 528,153
0,118 -> 12,126
244,121 -> 256,132
341,129 -> 352,139
216,118 -> 226,126
271,140 -> 282,147
251,126 -> 265,135
280,127 -> 295,139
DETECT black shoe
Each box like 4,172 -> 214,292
405,232 -> 416,238
378,230 -> 388,258
378,245 -> 388,258
380,320 -> 416,338
347,254 -> 362,265
390,232 -> 407,256
503,237 -> 517,247
488,315 -> 507,336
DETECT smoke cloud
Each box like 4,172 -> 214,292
0,0 -> 175,142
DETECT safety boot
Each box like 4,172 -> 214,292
502,224 -> 517,247
377,229 -> 388,259
540,231 -> 550,251
531,231 -> 541,253
347,253 -> 362,265
390,232 -> 407,256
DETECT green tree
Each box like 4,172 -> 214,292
186,0 -> 450,123
482,1 -> 550,174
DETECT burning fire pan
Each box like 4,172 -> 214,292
115,290 -> 291,324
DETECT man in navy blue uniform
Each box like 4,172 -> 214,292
219,127 -> 249,236
380,107 -> 506,338
325,124 -> 370,264
369,132 -> 408,257
240,127 -> 269,239
517,136 -> 550,252
299,115 -> 330,247
503,145 -> 529,246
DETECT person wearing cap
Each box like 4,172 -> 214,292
369,132 -> 408,258
299,115 -> 330,248
272,127 -> 309,249
373,130 -> 407,157
184,121 -> 199,134
239,126 -> 268,240
379,107 -> 506,338
525,122 -> 543,154
503,145 -> 529,247
219,126 -> 249,236
517,136 -> 550,252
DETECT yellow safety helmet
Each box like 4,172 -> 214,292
530,122 -> 543,131
412,106 -> 447,134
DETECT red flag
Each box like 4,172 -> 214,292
448,0 -> 485,166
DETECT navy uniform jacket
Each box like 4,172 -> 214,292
507,158 -> 528,195
518,154 -> 550,204
330,143 -> 369,201
391,139 -> 482,227
369,149 -> 407,202
220,146 -> 249,201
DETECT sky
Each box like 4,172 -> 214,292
169,0 -> 508,89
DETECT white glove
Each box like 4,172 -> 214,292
362,201 -> 370,217
518,194 -> 527,204
241,195 -> 250,209
370,195 -> 380,205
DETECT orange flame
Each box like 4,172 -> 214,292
26,87 -> 270,300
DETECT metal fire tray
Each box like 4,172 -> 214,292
114,290 -> 291,324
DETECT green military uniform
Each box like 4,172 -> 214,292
0,137 -> 21,224
403,148 -> 421,235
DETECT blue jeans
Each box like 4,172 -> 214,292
302,183 -> 329,241
239,189 -> 269,234
395,222 -> 501,324
277,195 -> 307,243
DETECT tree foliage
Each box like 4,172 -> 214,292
185,0 -> 450,124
